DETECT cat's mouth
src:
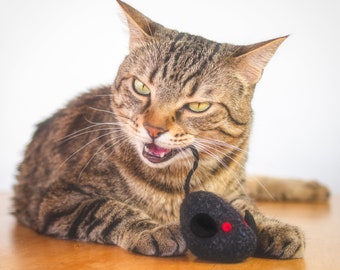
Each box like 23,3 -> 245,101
143,143 -> 181,163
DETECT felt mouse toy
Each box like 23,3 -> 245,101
180,147 -> 258,263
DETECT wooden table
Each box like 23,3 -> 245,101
1,192 -> 339,270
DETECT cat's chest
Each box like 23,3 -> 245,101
117,161 -> 241,224
128,176 -> 235,225
146,192 -> 184,224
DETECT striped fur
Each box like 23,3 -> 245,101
14,0 -> 328,259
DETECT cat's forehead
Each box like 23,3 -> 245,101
158,32 -> 223,76
148,32 -> 227,98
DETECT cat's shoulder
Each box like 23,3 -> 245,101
66,85 -> 112,109
33,85 -> 112,137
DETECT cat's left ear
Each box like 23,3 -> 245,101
117,0 -> 161,51
233,36 -> 288,85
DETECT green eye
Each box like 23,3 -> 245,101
133,79 -> 150,96
187,102 -> 211,113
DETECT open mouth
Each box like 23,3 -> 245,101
142,143 -> 181,164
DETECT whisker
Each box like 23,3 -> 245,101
60,127 -> 123,143
194,139 -> 245,169
101,136 -> 129,165
84,118 -> 127,127
87,106 -> 116,116
59,121 -> 124,142
194,139 -> 274,199
77,134 -> 128,179
178,148 -> 192,171
193,141 -> 247,195
245,175 -> 276,200
196,137 -> 248,155
93,94 -> 113,97
197,143 -> 274,198
57,131 -> 117,172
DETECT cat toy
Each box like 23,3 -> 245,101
180,146 -> 258,263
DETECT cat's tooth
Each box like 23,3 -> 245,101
144,145 -> 150,153
160,153 -> 165,158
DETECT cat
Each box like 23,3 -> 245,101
14,0 -> 329,259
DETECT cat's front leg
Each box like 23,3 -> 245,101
231,196 -> 305,259
38,188 -> 186,257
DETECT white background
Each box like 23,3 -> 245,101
1,0 -> 339,193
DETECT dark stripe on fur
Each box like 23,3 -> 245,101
130,219 -> 155,232
114,77 -> 129,91
168,32 -> 186,54
101,209 -> 135,239
182,61 -> 208,88
149,67 -> 159,83
151,235 -> 160,256
101,217 -> 123,240
42,203 -> 82,234
209,153 -> 234,176
68,200 -> 106,239
187,81 -> 199,97
182,44 -> 220,88
85,200 -> 109,235
217,127 -> 244,139
162,32 -> 186,79
220,103 -> 248,126
61,182 -> 93,197
209,140 -> 247,176
209,43 -> 221,61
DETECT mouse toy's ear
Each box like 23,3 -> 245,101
244,210 -> 258,235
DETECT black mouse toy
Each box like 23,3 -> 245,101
180,146 -> 258,263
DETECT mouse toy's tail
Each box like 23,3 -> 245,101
184,146 -> 199,196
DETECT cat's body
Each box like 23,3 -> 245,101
14,0 -> 329,259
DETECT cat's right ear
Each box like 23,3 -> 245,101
233,36 -> 288,85
117,0 -> 160,51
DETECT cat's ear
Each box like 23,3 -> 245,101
233,36 -> 288,84
117,0 -> 161,51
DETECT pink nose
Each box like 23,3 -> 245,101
143,123 -> 167,139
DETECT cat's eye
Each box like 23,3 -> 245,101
187,102 -> 211,113
133,79 -> 150,96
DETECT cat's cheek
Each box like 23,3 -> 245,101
157,133 -> 194,149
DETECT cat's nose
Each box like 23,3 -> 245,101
144,123 -> 167,139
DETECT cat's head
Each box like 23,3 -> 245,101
112,0 -> 286,169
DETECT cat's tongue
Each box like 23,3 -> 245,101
143,143 -> 173,163
145,143 -> 171,157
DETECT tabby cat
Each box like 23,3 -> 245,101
14,0 -> 329,259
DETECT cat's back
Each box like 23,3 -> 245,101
14,86 -> 115,226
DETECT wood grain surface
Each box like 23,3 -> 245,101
1,192 -> 339,270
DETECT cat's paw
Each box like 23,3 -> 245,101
130,224 -> 186,257
256,220 -> 305,259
